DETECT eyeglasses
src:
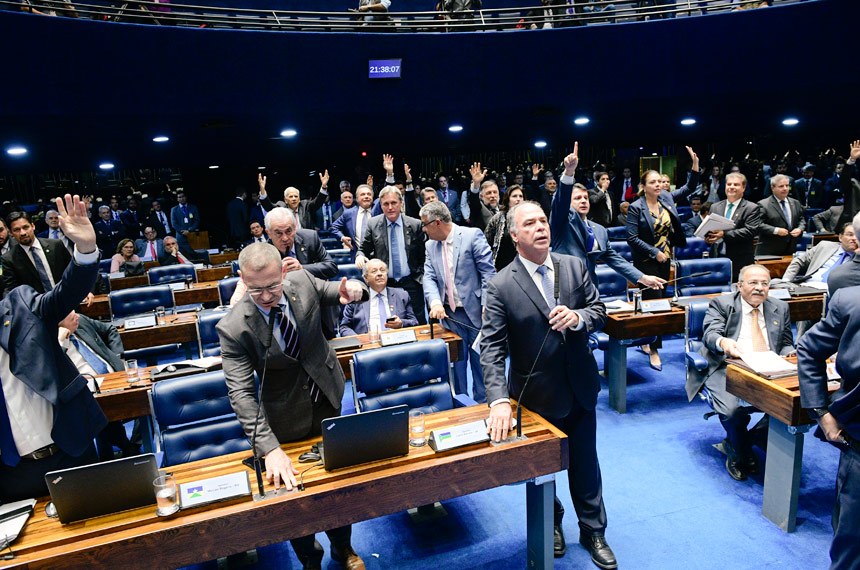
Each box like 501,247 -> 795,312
421,219 -> 439,229
742,280 -> 770,287
247,283 -> 282,298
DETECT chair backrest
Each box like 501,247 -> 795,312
675,258 -> 733,297
674,237 -> 708,260
796,232 -> 814,252
150,370 -> 250,466
148,264 -> 197,285
218,276 -> 240,305
595,265 -> 628,302
320,236 -> 341,250
676,206 -> 693,222
109,284 -> 174,319
609,240 -> 633,262
197,309 -> 227,357
327,248 -> 353,265
193,250 -> 211,265
231,260 -> 240,276
330,263 -> 363,282
351,339 -> 453,414
99,259 -> 113,273
606,226 -> 626,241
685,299 -> 711,346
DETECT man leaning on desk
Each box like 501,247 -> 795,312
0,195 -> 107,503
217,242 -> 368,570
688,264 -> 794,482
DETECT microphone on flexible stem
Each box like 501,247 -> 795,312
249,305 -> 280,501
429,316 -> 437,339
512,324 -> 554,441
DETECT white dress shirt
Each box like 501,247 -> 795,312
20,240 -> 57,289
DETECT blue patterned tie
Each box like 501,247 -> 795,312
822,251 -> 853,282
377,293 -> 388,331
584,221 -> 596,252
779,200 -> 791,226
51,229 -> 59,240
276,309 -> 301,360
30,248 -> 54,291
536,265 -> 557,310
0,381 -> 20,466
71,335 -> 111,375
389,221 -> 403,280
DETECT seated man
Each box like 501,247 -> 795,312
687,264 -> 794,481
245,221 -> 270,245
339,258 -> 417,336
812,205 -> 844,234
135,226 -> 164,261
158,235 -> 202,266
683,200 -> 710,237
780,222 -> 858,285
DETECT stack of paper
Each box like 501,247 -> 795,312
739,351 -> 797,377
694,213 -> 735,238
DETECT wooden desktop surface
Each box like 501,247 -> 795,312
7,405 -> 567,569
82,282 -> 223,320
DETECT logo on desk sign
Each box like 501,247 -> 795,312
437,432 -> 452,442
186,486 -> 204,499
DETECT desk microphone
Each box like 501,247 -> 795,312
513,324 -> 553,441
249,305 -> 280,500
630,271 -> 712,295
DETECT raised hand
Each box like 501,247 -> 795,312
404,163 -> 411,181
850,140 -> 860,162
470,162 -> 487,186
531,163 -> 541,178
258,173 -> 267,198
383,154 -> 394,175
685,146 -> 700,171
563,142 -> 579,176
319,169 -> 330,188
366,174 -> 374,187
55,194 -> 96,254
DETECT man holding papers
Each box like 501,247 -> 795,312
686,264 -> 794,481
703,172 -> 762,281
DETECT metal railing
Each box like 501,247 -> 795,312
4,0 -> 789,31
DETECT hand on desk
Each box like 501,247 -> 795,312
428,304 -> 447,321
487,402 -> 513,443
265,447 -> 299,491
719,337 -> 744,358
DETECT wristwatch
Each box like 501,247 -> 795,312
808,407 -> 830,420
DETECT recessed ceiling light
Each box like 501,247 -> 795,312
152,136 -> 169,143
99,162 -> 114,170
573,117 -> 590,126
782,118 -> 799,126
6,146 -> 27,156
651,153 -> 658,157
209,165 -> 219,169
448,124 -> 463,133
257,166 -> 266,170
680,118 -> 696,126
534,140 -> 547,149
280,129 -> 297,138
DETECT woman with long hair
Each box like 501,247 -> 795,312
484,184 -> 525,270
110,238 -> 140,272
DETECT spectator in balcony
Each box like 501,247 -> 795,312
526,0 -> 570,29
109,239 -> 141,273
357,0 -> 391,26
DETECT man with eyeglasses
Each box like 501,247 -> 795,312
339,258 -> 417,336
217,242 -> 367,570
135,226 -> 164,261
688,264 -> 795,481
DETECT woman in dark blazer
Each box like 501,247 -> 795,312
627,146 -> 700,370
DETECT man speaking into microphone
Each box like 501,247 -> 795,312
480,200 -> 616,569
217,242 -> 368,570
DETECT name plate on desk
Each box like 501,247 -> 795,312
168,282 -> 186,291
768,289 -> 791,300
124,315 -> 157,330
179,472 -> 250,509
108,271 -> 125,279
641,299 -> 672,313
380,329 -> 417,346
428,419 -> 489,452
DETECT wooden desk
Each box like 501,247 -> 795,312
196,265 -> 233,282
8,406 -> 567,569
210,251 -> 239,265
107,274 -> 148,291
601,293 -> 825,413
118,314 -> 200,350
82,283 -> 223,320
756,256 -> 793,279
726,363 -> 839,532
811,232 -> 837,245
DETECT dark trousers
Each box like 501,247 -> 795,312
706,367 -> 754,460
635,256 -> 672,350
549,403 -> 607,536
830,444 -> 860,570
0,443 -> 98,502
389,276 -> 426,325
290,397 -> 353,566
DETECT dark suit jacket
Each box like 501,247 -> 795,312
0,258 -> 106,458
795,177 -> 826,208
812,205 -> 844,233
158,244 -> 202,266
756,195 -> 806,256
147,210 -> 171,237
291,229 -> 337,280
119,208 -> 145,239
626,192 -> 687,266
709,198 -> 762,279
170,203 -> 200,234
217,270 -> 368,454
94,219 -> 125,258
260,191 -> 326,230
226,197 -> 250,241
339,287 -> 417,336
481,254 -> 607,419
73,314 -> 125,373
827,254 -> 860,296
1,238 -> 71,296
687,293 -> 793,402
358,214 -> 425,284
587,188 -> 615,227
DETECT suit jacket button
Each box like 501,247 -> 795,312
303,384 -> 309,390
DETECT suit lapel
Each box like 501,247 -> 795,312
763,300 -> 782,351
511,258 -> 551,319
0,302 -> 11,354
294,233 -> 308,263
452,226 -> 463,269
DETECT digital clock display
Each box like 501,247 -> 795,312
369,59 -> 402,79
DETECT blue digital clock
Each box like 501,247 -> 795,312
368,59 -> 402,79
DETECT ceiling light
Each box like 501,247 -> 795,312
573,117 -> 590,125
448,124 -> 463,133
6,146 -> 27,156
651,153 -> 658,157
209,165 -> 219,169
98,162 -> 114,170
680,118 -> 696,126
782,118 -> 799,126
534,140 -> 547,149
257,166 -> 266,170
280,129 -> 297,138
152,136 -> 169,143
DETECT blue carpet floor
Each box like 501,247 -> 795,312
183,337 -> 838,569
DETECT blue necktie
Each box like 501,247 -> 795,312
30,248 -> 54,291
779,200 -> 791,226
376,293 -> 388,331
70,335 -> 110,375
51,229 -> 59,240
0,381 -> 20,467
822,251 -> 853,282
389,221 -> 404,280
584,221 -> 596,252
536,265 -> 557,310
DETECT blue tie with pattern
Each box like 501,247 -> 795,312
822,251 -> 853,282
30,248 -> 54,291
536,265 -> 557,310
0,382 -> 20,466
377,293 -> 387,331
71,335 -> 111,375
389,221 -> 403,280
584,221 -> 596,252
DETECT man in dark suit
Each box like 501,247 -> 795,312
436,174 -> 462,223
588,172 -> 615,227
481,201 -> 616,569
94,205 -> 125,259
611,166 -> 637,204
339,258 -> 417,336
147,198 -> 172,237
795,164 -> 827,208
158,235 -> 202,266
135,226 -> 164,261
798,285 -> 860,570
217,242 -> 368,570
836,141 -> 860,230
244,221 -> 270,246
689,264 -> 794,481
357,186 -> 426,324
37,209 -> 73,253
756,174 -> 806,256
331,184 -> 374,260
828,213 -> 860,295
119,196 -> 146,240
225,187 -> 249,248
813,205 -> 844,233
0,219 -> 10,256
0,194 -> 106,502
169,190 -> 201,250
465,163 -> 502,232
682,198 -> 709,237
258,171 -> 328,230
3,211 -> 74,296
525,163 -> 559,218
704,172 -> 763,281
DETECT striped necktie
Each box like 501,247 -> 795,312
71,335 -> 111,375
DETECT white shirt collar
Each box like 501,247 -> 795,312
519,254 -> 552,277
740,296 -> 763,316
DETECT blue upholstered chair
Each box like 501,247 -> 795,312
330,263 -> 363,282
218,277 -> 240,305
609,240 -> 633,262
321,236 -> 341,250
99,259 -> 113,273
150,370 -> 250,467
148,264 -> 197,285
795,232 -> 814,252
231,260 -> 240,276
676,206 -> 693,222
683,300 -> 711,390
674,237 -> 708,260
675,258 -> 733,297
197,309 -> 228,357
350,339 -> 474,414
606,226 -> 627,241
109,284 -> 174,320
327,248 -> 353,265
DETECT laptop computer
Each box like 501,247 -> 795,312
319,405 -> 409,471
44,454 -> 160,524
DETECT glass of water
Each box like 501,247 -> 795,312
125,359 -> 140,383
409,409 -> 426,447
153,474 -> 179,516
155,306 -> 166,325
368,322 -> 381,343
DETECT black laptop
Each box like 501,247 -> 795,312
45,454 -> 160,524
319,405 -> 409,471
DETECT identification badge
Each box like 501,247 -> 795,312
184,217 -> 189,223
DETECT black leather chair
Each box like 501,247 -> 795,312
218,277 -> 240,305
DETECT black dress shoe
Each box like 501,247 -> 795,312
579,534 -> 617,569
746,453 -> 760,474
553,524 -> 567,557
330,546 -> 366,570
726,457 -> 748,481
